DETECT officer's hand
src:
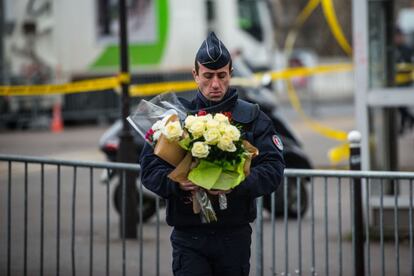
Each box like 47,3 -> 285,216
178,180 -> 199,191
207,189 -> 232,195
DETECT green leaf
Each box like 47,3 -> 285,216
178,137 -> 191,150
188,158 -> 247,191
212,171 -> 238,190
188,160 -> 222,190
212,157 -> 246,190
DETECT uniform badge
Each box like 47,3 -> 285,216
272,135 -> 283,151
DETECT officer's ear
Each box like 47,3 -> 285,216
230,67 -> 234,77
192,68 -> 200,84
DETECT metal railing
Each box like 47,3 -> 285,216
0,154 -> 413,276
261,169 -> 414,276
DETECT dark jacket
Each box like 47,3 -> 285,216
139,89 -> 285,228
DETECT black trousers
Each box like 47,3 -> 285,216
170,224 -> 252,276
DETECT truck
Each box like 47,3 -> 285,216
2,0 -> 278,125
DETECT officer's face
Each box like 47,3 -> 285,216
192,63 -> 232,102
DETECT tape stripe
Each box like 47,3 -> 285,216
0,77 -> 120,96
321,0 -> 352,56
130,81 -> 198,96
262,63 -> 353,81
286,80 -> 348,141
0,63 -> 353,97
284,0 -> 321,54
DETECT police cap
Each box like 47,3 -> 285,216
195,32 -> 231,70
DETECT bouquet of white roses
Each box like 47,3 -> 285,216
176,110 -> 256,191
128,93 -> 258,223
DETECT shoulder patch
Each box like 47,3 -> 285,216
272,135 -> 283,151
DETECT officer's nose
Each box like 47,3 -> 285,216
211,76 -> 220,89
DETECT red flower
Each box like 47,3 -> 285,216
197,109 -> 207,116
145,128 -> 155,142
223,112 -> 232,121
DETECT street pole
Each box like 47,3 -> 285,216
349,130 -> 365,276
0,0 -> 5,84
117,0 -> 138,239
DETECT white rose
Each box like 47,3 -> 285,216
153,130 -> 162,141
217,135 -> 237,152
224,125 -> 241,141
161,114 -> 173,125
203,128 -> 221,145
205,117 -> 220,129
162,121 -> 183,141
218,122 -> 228,133
189,120 -> 205,138
151,119 -> 164,131
214,113 -> 229,124
202,114 -> 213,122
184,115 -> 197,129
191,142 -> 210,158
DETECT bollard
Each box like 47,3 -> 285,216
348,130 -> 365,276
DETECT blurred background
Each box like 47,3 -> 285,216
1,1 -> 414,275
0,0 -> 413,171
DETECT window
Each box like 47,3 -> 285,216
238,0 -> 263,42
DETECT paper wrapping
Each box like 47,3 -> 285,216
167,139 -> 259,191
153,114 -> 186,167
242,140 -> 259,176
154,135 -> 186,167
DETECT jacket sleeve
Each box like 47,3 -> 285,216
139,143 -> 186,199
233,112 -> 285,198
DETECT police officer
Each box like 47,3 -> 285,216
140,32 -> 285,276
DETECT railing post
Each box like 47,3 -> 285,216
348,130 -> 365,276
255,197 -> 264,276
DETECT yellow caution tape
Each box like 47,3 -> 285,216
284,0 -> 321,55
230,77 -> 260,87
395,62 -> 414,85
328,142 -> 350,165
0,63 -> 353,97
296,0 -> 321,27
285,0 -> 352,58
130,81 -> 198,97
321,0 -> 352,56
395,72 -> 412,85
256,63 -> 353,82
286,80 -> 348,141
118,73 -> 131,84
0,76 -> 120,96
129,64 -> 354,97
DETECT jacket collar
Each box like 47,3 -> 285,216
182,88 -> 238,114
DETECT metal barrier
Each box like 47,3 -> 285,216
0,154 -> 413,276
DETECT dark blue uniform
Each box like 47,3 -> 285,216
140,88 -> 285,275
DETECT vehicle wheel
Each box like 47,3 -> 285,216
264,178 -> 308,218
113,184 -> 156,223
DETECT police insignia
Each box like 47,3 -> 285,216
272,135 -> 283,151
